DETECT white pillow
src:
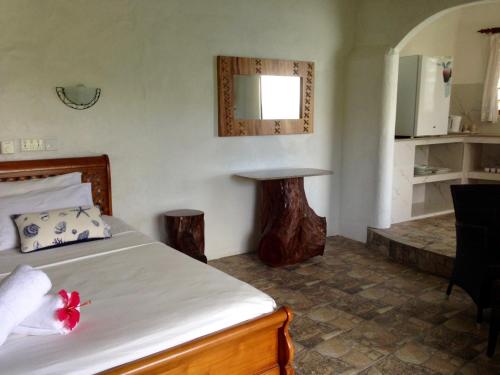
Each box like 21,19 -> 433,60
0,172 -> 82,198
0,183 -> 93,251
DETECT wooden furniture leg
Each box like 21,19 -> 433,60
258,177 -> 326,267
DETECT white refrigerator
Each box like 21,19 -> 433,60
395,55 -> 453,137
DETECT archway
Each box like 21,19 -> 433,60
340,0 -> 490,242
377,0 -> 500,231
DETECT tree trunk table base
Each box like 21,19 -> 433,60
258,177 -> 326,267
236,168 -> 332,267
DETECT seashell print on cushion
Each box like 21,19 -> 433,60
77,230 -> 89,241
23,224 -> 40,238
52,238 -> 64,246
104,223 -> 111,238
14,206 -> 111,253
54,221 -> 67,234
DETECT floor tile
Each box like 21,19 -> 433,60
358,355 -> 439,375
295,350 -> 356,375
209,236 -> 500,374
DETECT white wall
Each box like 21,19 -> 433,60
399,2 -> 500,132
1,0 -> 487,253
400,12 -> 462,58
453,3 -> 500,84
0,0 -> 355,259
401,3 -> 500,84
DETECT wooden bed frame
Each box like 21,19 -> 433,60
0,155 -> 113,216
0,155 -> 295,375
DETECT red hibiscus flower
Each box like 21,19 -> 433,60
56,290 -> 81,330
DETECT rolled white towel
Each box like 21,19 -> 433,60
13,294 -> 72,336
0,265 -> 52,345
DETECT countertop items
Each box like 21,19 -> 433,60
483,167 -> 500,174
414,165 -> 451,176
236,168 -> 333,267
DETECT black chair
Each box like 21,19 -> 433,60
447,184 -> 500,324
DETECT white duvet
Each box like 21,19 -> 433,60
0,217 -> 276,375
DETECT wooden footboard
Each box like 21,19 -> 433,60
101,307 -> 294,375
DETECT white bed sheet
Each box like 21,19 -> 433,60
0,218 -> 276,375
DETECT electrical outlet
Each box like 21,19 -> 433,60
45,138 -> 58,151
21,139 -> 32,151
0,140 -> 15,154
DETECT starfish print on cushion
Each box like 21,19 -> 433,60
70,206 -> 91,218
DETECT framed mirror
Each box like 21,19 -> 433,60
217,56 -> 314,136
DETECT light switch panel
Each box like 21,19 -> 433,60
34,139 -> 44,151
21,139 -> 45,152
0,140 -> 15,154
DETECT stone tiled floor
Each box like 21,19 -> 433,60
370,214 -> 456,258
367,214 -> 456,278
209,236 -> 500,375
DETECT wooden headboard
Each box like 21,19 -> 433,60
0,155 -> 112,215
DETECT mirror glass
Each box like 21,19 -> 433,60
233,75 -> 301,120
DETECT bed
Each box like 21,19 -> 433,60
0,155 -> 294,375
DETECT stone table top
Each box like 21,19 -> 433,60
235,168 -> 333,181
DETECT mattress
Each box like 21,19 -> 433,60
0,216 -> 276,374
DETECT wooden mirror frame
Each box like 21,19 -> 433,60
217,56 -> 314,137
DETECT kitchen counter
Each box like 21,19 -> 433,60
392,134 -> 500,224
395,134 -> 500,145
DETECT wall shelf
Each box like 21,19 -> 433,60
413,171 -> 463,184
410,179 -> 459,220
411,202 -> 454,220
467,171 -> 500,181
393,137 -> 500,224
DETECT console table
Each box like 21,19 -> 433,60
236,168 -> 333,267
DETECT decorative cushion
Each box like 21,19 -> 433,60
14,206 -> 111,253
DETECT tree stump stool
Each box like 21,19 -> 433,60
164,209 -> 207,263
